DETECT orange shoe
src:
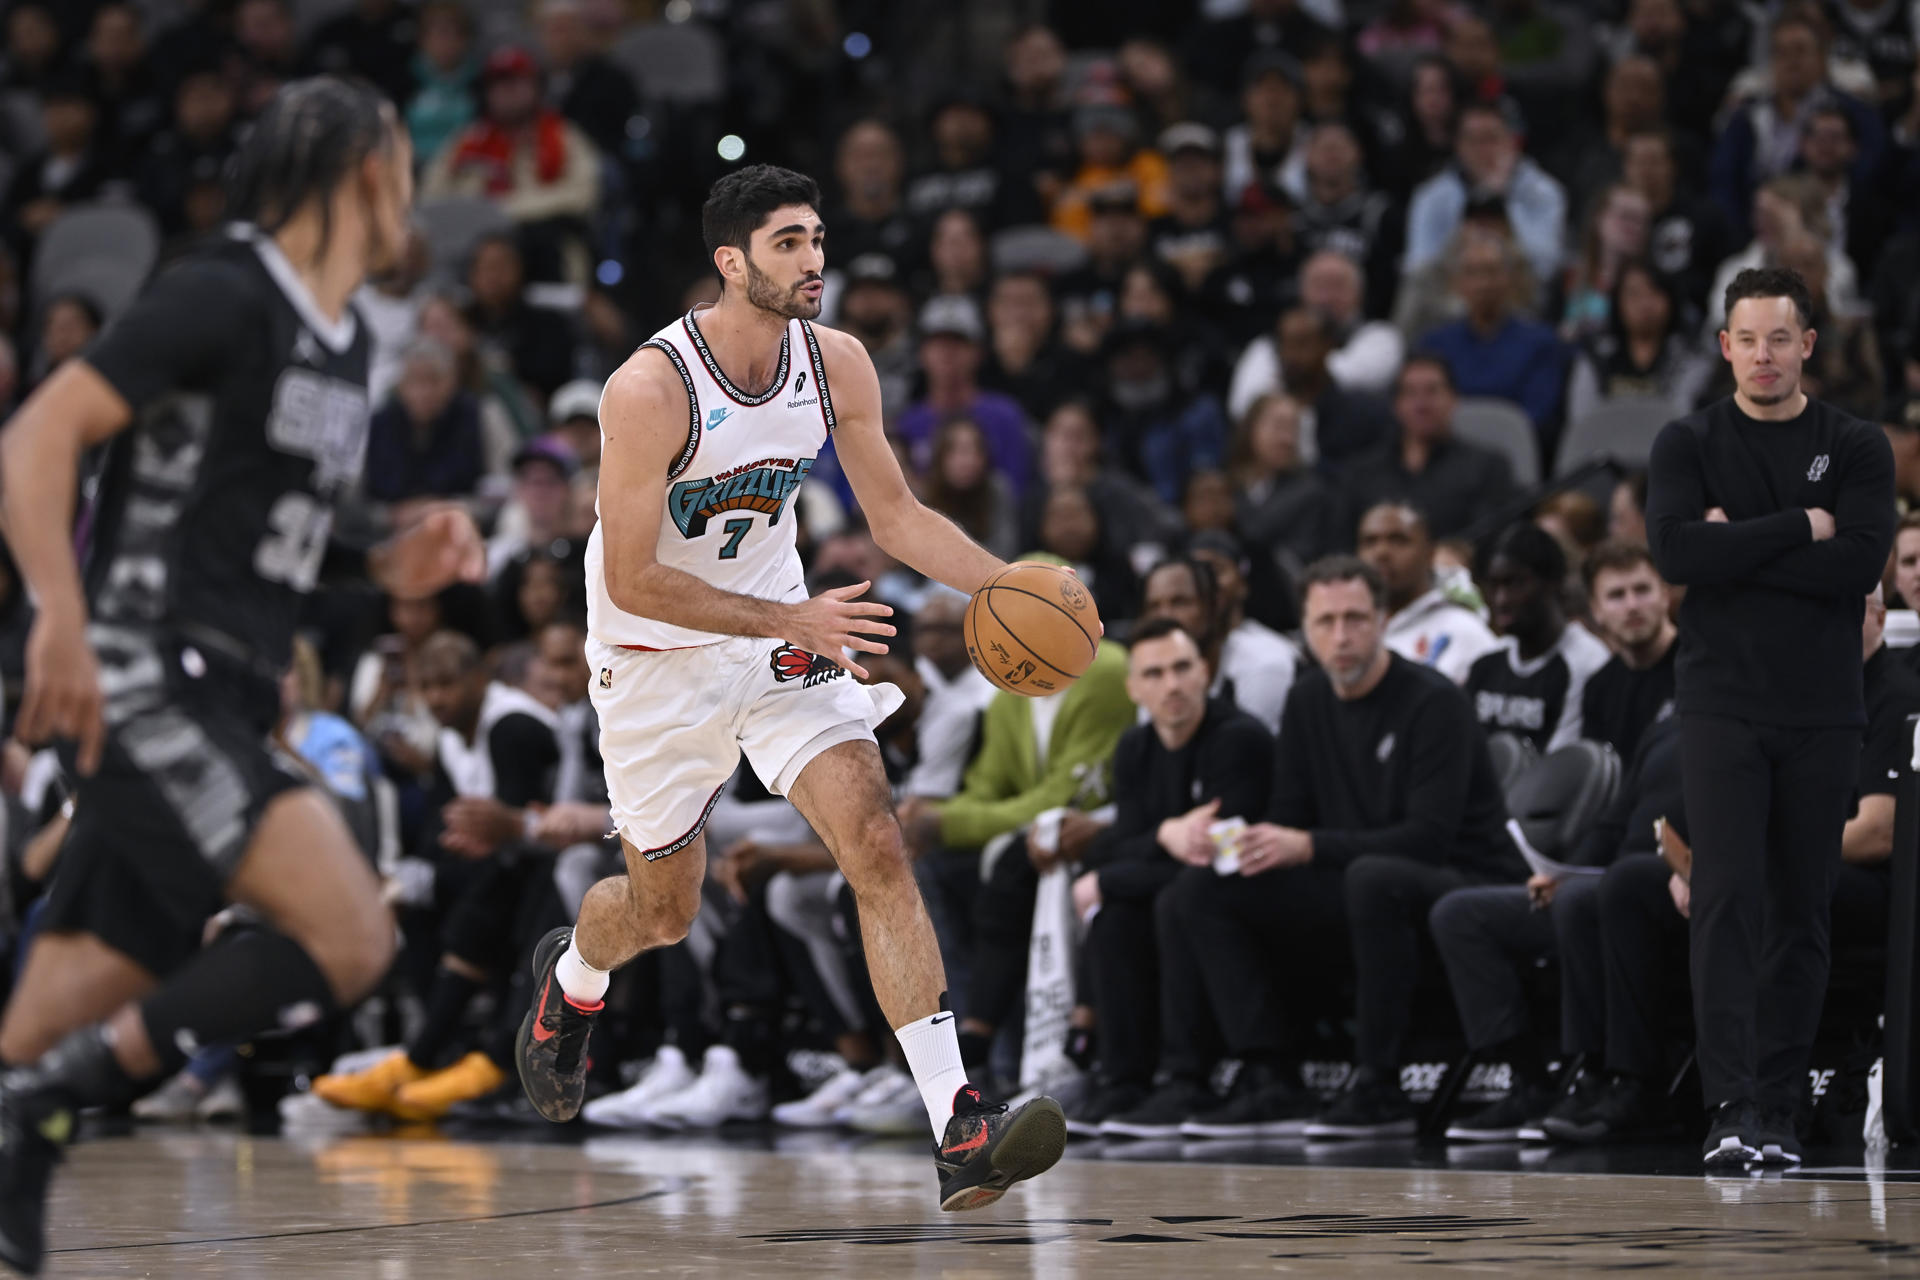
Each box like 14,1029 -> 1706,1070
312,1052 -> 427,1113
388,1053 -> 508,1122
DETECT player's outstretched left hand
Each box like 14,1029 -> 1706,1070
380,504 -> 487,599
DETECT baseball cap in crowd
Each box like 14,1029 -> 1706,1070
511,435 -> 578,479
484,46 -> 539,82
919,294 -> 985,343
1159,122 -> 1221,159
548,379 -> 602,426
1243,49 -> 1304,91
843,253 -> 903,292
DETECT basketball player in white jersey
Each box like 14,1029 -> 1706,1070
514,165 -> 1066,1210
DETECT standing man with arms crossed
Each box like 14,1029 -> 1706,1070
515,165 -> 1066,1210
1646,266 -> 1895,1169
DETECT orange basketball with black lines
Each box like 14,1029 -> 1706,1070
964,563 -> 1101,697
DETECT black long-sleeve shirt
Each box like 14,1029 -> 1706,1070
1268,655 -> 1522,881
1646,395 -> 1895,728
1082,699 -> 1274,901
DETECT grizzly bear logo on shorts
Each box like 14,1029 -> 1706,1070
769,643 -> 845,689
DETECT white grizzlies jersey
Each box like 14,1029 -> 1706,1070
587,305 -> 835,650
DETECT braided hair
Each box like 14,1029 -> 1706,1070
229,76 -> 397,259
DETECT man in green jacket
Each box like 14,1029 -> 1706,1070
899,638 -> 1135,1081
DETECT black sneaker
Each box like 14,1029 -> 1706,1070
1545,1072 -> 1670,1144
1536,1068 -> 1608,1142
1064,1082 -> 1144,1138
934,1084 -> 1066,1212
1182,1065 -> 1317,1139
1304,1070 -> 1417,1139
1099,1078 -> 1220,1139
1753,1103 -> 1803,1167
1445,1080 -> 1554,1143
515,927 -> 603,1123
1702,1099 -> 1761,1169
0,1078 -> 68,1276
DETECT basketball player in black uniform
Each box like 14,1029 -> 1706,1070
0,79 -> 482,1273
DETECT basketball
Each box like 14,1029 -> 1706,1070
964,562 -> 1102,697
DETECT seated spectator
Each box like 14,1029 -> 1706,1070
1229,250 -> 1405,421
1116,258 -> 1234,401
1703,174 -> 1861,337
1579,541 -> 1678,760
1019,400 -> 1180,562
1190,526 -> 1305,680
315,632 -> 561,1120
1776,234 -> 1884,421
1559,55 -> 1674,221
1148,123 -> 1232,294
423,46 -> 601,281
1119,38 -> 1233,139
922,417 -> 1020,562
1465,523 -> 1613,753
1197,178 -> 1304,348
1404,100 -> 1568,285
1797,103 -> 1894,281
1420,229 -> 1570,440
1622,129 -> 1728,317
488,437 -> 578,578
898,588 -> 998,801
830,254 -> 917,424
1221,51 -> 1311,206
905,96 -> 1005,230
1564,262 -> 1714,428
3,72 -> 121,263
1710,10 -> 1885,248
137,64 -> 238,236
1292,125 -> 1401,318
897,631 -> 1134,1086
1107,557 -> 1522,1140
1358,500 -> 1501,681
365,339 -> 487,504
1140,553 -> 1298,734
546,378 -> 602,468
233,0 -> 300,113
406,0 -> 481,170
419,286 -> 538,457
1376,56 -> 1459,199
1068,620 -> 1275,1131
1183,469 -> 1237,536
998,25 -> 1074,227
981,270 -> 1087,426
892,295 -> 1034,503
1555,184 -> 1654,343
1035,485 -> 1142,625
1269,306 -> 1397,465
1097,319 -> 1229,505
1342,356 -> 1518,543
922,207 -> 989,305
1610,469 -> 1650,545
532,0 -> 640,162
1052,100 -> 1170,242
1231,393 -> 1336,577
1053,180 -> 1150,357
463,233 -> 579,401
825,120 -> 915,268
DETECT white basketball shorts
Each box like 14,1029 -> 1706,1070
587,634 -> 904,860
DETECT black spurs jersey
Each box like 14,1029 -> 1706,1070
80,225 -> 371,717
1464,625 -> 1613,756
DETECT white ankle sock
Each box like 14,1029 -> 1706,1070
895,1011 -> 970,1137
555,941 -> 610,1006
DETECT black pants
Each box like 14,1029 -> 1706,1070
1158,862 -> 1349,1079
1083,860 -> 1182,1088
966,840 -> 1039,1032
1588,853 -> 1692,1080
1347,854 -> 1497,1073
1427,876 -> 1600,1053
1680,715 -> 1859,1111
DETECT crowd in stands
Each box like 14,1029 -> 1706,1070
0,0 -> 1917,1145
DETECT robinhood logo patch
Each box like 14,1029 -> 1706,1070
668,456 -> 813,538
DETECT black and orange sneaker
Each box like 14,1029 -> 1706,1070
934,1084 -> 1067,1212
515,927 -> 603,1123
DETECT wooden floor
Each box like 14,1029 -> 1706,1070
38,1129 -> 1920,1276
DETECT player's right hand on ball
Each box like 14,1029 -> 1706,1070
784,580 -> 895,680
18,609 -> 105,776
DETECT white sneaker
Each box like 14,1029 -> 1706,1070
831,1065 -> 913,1126
195,1077 -> 245,1122
132,1073 -> 206,1122
646,1046 -> 769,1130
843,1071 -> 928,1136
771,1064 -> 865,1128
581,1046 -> 697,1129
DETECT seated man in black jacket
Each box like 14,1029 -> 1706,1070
1104,556 -> 1521,1140
1066,619 -> 1274,1135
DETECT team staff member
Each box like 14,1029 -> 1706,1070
1645,266 -> 1896,1170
